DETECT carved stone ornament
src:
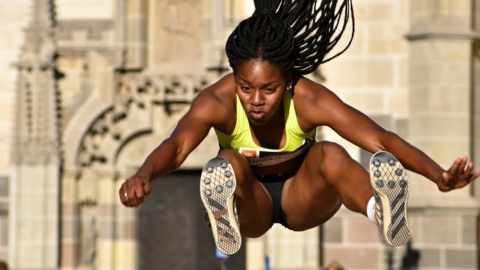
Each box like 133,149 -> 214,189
12,0 -> 62,166
77,72 -> 216,168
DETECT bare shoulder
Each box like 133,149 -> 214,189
292,76 -> 339,130
292,76 -> 330,104
199,73 -> 236,105
190,73 -> 236,129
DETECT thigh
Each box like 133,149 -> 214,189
282,141 -> 368,231
217,149 -> 274,237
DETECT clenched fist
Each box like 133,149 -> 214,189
119,174 -> 153,207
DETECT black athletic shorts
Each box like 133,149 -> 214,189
257,172 -> 294,229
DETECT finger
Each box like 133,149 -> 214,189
469,170 -> 480,182
119,188 -> 124,204
133,182 -> 145,202
442,171 -> 450,182
129,197 -> 140,207
462,162 -> 474,178
437,172 -> 449,192
448,157 -> 461,174
133,188 -> 145,207
123,184 -> 133,204
126,200 -> 136,207
132,189 -> 144,207
144,181 -> 152,195
119,186 -> 128,205
441,172 -> 451,187
125,191 -> 139,207
456,156 -> 468,175
124,191 -> 132,205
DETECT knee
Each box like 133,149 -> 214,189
320,141 -> 350,158
217,149 -> 245,167
216,149 -> 252,185
313,141 -> 352,173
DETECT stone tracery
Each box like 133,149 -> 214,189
77,72 -> 215,168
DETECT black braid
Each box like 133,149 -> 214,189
225,0 -> 355,75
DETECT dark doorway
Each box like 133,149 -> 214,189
137,170 -> 246,270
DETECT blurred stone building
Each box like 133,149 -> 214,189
0,0 -> 479,270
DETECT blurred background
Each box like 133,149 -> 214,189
0,0 -> 479,269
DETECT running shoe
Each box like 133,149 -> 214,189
200,157 -> 241,255
369,151 -> 410,246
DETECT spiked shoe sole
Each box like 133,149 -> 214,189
370,151 -> 410,246
200,157 -> 241,255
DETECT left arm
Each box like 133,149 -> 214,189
302,83 -> 479,191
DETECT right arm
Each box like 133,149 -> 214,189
119,86 -> 231,207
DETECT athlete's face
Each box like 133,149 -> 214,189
234,59 -> 290,126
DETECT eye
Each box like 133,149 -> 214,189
265,87 -> 275,93
241,86 -> 251,92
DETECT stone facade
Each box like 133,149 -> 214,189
0,0 -> 478,270
0,0 -> 32,261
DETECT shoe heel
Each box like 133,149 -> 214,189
370,151 -> 410,246
200,157 -> 241,255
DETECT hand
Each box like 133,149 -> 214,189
437,156 -> 480,192
119,174 -> 152,207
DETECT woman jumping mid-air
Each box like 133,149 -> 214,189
119,0 -> 479,255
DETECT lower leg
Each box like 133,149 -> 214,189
281,142 -> 373,231
315,142 -> 373,215
318,147 -> 411,246
216,150 -> 273,237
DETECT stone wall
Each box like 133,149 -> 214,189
318,0 -> 480,269
0,0 -> 31,175
0,176 -> 8,262
0,4 -> 31,262
0,0 -> 30,264
1,0 -> 479,269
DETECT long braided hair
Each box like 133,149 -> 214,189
225,0 -> 354,75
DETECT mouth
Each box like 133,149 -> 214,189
249,111 -> 265,119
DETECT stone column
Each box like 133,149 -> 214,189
407,0 -> 478,200
113,169 -> 137,270
405,0 -> 480,269
9,0 -> 62,268
60,169 -> 80,270
114,0 -> 126,68
71,168 -> 121,270
203,0 -> 227,69
0,175 -> 8,261
472,6 -> 480,269
10,164 -> 60,269
124,0 -> 148,69
473,3 -> 480,200
95,169 -> 117,270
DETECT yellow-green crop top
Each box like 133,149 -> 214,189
214,90 -> 315,153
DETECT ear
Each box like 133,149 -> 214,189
232,74 -> 237,88
285,71 -> 293,91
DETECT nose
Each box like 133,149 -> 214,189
250,90 -> 264,106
